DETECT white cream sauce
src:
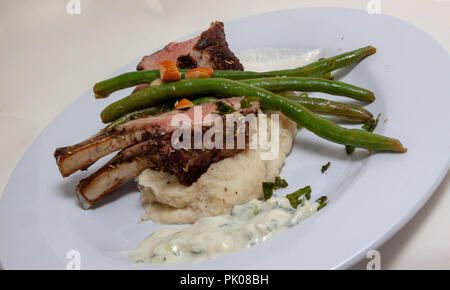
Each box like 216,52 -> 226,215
238,48 -> 321,72
128,197 -> 318,264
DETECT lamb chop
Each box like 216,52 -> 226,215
55,109 -> 187,178
55,98 -> 260,209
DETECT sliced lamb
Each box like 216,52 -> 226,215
134,21 -> 244,92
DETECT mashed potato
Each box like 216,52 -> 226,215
137,113 -> 297,224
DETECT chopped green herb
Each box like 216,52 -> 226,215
240,99 -> 251,109
289,197 -> 303,209
286,186 -> 312,209
345,114 -> 381,154
317,203 -> 327,211
240,96 -> 259,109
321,162 -> 331,173
253,205 -> 260,216
315,196 -> 328,211
274,176 -> 288,189
345,145 -> 355,155
305,191 -> 311,200
214,101 -> 236,115
362,113 -> 381,132
262,176 -> 288,200
262,182 -> 275,200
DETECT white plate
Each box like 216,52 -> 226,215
0,8 -> 449,269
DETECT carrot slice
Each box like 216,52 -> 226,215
185,67 -> 214,79
159,60 -> 181,82
174,98 -> 193,110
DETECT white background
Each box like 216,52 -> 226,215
0,0 -> 448,269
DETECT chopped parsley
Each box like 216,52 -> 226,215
315,196 -> 328,211
240,96 -> 259,109
345,145 -> 355,155
346,113 -> 381,154
321,162 -> 331,174
286,186 -> 312,209
253,205 -> 260,216
214,101 -> 236,115
274,176 -> 288,188
362,113 -> 381,132
262,182 -> 275,200
262,176 -> 288,200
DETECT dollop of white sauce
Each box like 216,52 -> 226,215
238,48 -> 321,72
127,197 -> 318,264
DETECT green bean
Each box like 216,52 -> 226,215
242,77 -> 375,102
93,70 -> 159,98
100,78 -> 406,152
280,94 -> 373,122
94,46 -> 376,98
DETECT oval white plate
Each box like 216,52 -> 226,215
0,8 -> 449,269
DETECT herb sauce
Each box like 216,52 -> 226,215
128,197 -> 318,264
